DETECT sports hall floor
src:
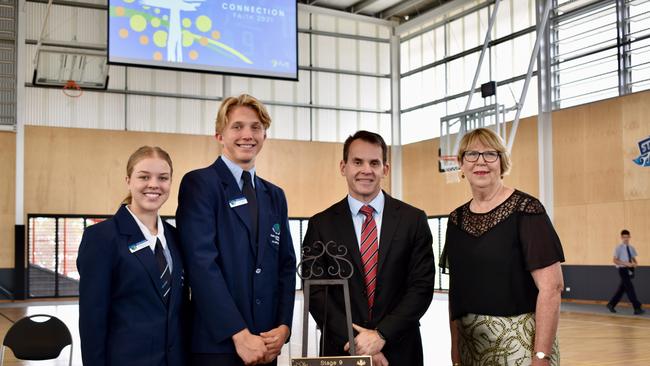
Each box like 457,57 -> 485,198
1,293 -> 648,365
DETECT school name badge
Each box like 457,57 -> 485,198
270,223 -> 281,247
633,136 -> 650,167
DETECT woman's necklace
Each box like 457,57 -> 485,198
472,184 -> 504,212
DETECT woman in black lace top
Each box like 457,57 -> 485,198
440,128 -> 565,366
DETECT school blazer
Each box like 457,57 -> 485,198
175,157 -> 296,354
77,205 -> 187,366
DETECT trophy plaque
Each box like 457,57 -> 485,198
291,355 -> 373,366
296,240 -> 357,357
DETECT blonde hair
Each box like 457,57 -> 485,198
457,128 -> 511,177
215,94 -> 272,135
122,146 -> 173,204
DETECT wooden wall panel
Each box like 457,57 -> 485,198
24,126 -> 220,217
402,138 -> 471,216
622,92 -> 650,200
554,202 -> 626,265
504,116 -> 539,198
553,90 -> 650,265
0,132 -> 15,268
624,199 -> 650,264
23,126 -> 359,219
553,106 -> 587,207
554,205 -> 587,265
255,139 -> 352,217
402,117 -> 539,216
585,202 -> 626,264
583,98 -> 624,203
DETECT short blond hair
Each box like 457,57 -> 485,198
215,94 -> 271,134
457,127 -> 511,177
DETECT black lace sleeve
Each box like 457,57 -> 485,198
439,228 -> 450,272
439,209 -> 459,272
518,197 -> 565,270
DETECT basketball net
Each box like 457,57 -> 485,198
440,156 -> 461,184
62,80 -> 83,98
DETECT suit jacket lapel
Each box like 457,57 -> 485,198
213,158 -> 255,255
377,192 -> 400,277
255,177 -> 271,264
115,205 -> 166,304
333,198 -> 365,283
165,226 -> 182,311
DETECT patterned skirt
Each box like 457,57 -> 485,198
457,313 -> 560,366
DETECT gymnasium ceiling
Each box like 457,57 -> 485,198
299,0 -> 457,22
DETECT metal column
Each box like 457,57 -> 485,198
15,0 -> 25,300
389,32 -> 402,199
536,0 -> 554,220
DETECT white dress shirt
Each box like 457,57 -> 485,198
347,191 -> 385,248
222,155 -> 256,190
126,206 -> 173,273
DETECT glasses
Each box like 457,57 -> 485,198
463,150 -> 500,163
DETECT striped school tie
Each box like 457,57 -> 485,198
154,238 -> 171,305
359,205 -> 378,316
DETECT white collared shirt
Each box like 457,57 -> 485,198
347,191 -> 385,248
126,206 -> 173,273
222,155 -> 256,190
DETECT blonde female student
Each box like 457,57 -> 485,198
78,146 -> 187,366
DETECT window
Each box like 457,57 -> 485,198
552,0 -> 650,108
399,2 -> 538,144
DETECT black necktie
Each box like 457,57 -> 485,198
242,171 -> 258,242
154,238 -> 171,305
626,245 -> 635,277
626,245 -> 633,261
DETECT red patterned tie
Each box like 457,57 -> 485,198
359,205 -> 378,315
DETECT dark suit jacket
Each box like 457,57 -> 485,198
175,157 -> 296,354
303,193 -> 435,365
77,205 -> 186,366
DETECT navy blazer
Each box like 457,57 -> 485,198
77,205 -> 187,366
176,157 -> 296,354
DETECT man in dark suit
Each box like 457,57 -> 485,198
303,130 -> 435,366
176,94 -> 296,365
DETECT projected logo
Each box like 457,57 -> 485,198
109,0 -> 296,78
633,136 -> 650,167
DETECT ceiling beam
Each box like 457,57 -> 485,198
347,0 -> 381,14
395,0 -> 486,35
298,3 -> 395,26
380,0 -> 431,19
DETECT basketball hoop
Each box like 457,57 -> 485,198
62,80 -> 83,98
439,155 -> 461,184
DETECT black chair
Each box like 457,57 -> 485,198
0,314 -> 73,365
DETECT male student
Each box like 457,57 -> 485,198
303,130 -> 435,366
176,94 -> 296,365
607,229 -> 645,315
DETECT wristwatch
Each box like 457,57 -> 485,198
535,351 -> 551,361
